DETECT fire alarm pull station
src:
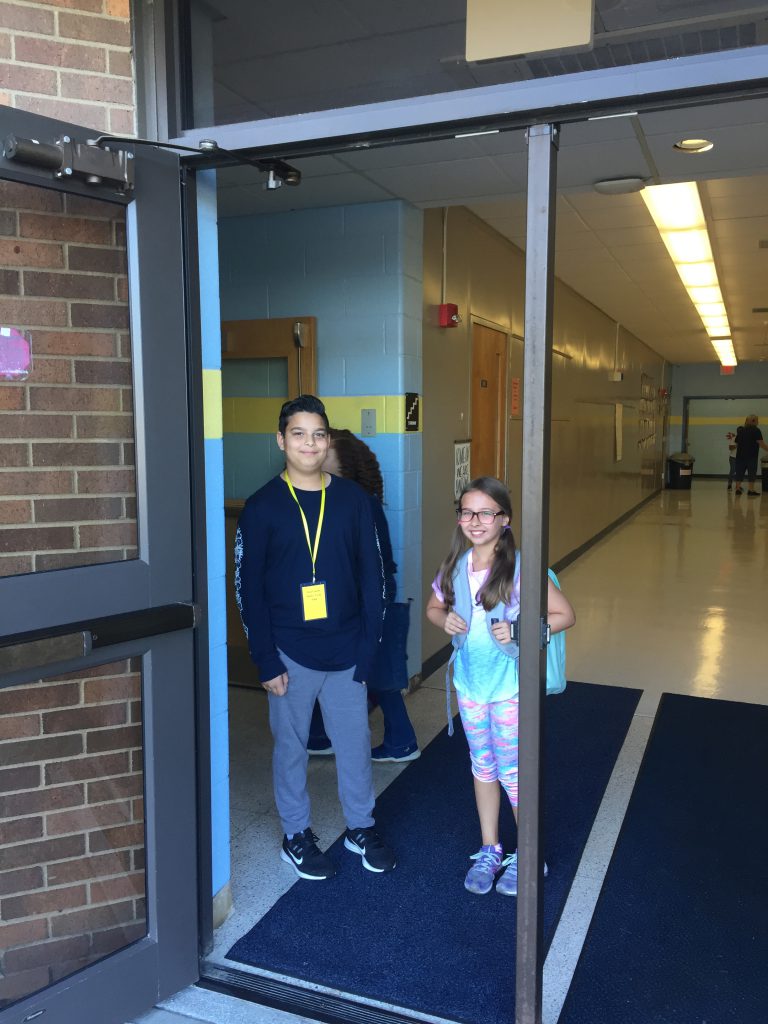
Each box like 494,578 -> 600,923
438,303 -> 460,327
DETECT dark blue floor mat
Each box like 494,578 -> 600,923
559,693 -> 768,1024
227,682 -> 640,1023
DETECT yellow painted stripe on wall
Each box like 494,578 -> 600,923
670,415 -> 751,427
223,395 -> 420,434
202,369 -> 223,439
223,397 -> 283,435
688,417 -> 750,426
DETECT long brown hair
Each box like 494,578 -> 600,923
328,428 -> 384,502
436,476 -> 517,611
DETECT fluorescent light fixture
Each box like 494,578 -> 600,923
660,229 -> 712,264
677,262 -> 718,288
455,129 -> 500,138
688,286 -> 723,304
641,181 -> 735,366
642,182 -> 705,230
711,337 -> 736,364
695,302 -> 727,319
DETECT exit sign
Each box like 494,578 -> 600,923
405,393 -> 420,431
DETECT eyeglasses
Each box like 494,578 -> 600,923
456,508 -> 504,524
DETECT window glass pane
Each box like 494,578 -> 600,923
222,357 -> 288,399
222,356 -> 289,500
0,658 -> 146,1009
184,0 -> 763,127
0,180 -> 137,578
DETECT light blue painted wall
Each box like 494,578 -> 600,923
687,397 -> 768,474
219,200 -> 423,673
198,170 -> 230,899
222,359 -> 287,498
669,362 -> 768,455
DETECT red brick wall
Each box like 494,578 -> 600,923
0,0 -> 135,135
0,658 -> 146,1009
0,177 -> 137,577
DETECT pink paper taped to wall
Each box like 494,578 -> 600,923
0,327 -> 32,380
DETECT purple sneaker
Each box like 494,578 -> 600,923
464,844 -> 503,894
496,852 -> 548,896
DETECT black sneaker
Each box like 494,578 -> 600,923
281,828 -> 336,880
344,827 -> 396,873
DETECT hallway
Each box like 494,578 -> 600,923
562,477 -> 768,705
154,477 -> 767,1024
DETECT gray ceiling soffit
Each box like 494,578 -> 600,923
172,45 -> 768,158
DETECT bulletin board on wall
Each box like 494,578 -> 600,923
638,373 -> 658,451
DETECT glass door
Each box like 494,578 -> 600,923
0,107 -> 199,1024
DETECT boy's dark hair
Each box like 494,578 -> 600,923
328,428 -> 384,503
278,395 -> 329,435
436,476 -> 517,611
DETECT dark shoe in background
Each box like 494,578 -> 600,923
371,742 -> 420,763
307,738 -> 335,755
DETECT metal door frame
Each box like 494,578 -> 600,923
0,105 -> 201,1024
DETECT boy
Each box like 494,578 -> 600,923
235,395 -> 396,879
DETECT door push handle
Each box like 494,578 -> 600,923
0,603 -> 198,678
0,631 -> 92,676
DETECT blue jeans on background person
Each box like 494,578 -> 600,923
308,689 -> 419,760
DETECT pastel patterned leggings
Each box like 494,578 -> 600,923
457,693 -> 519,806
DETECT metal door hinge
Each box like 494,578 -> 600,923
3,134 -> 135,191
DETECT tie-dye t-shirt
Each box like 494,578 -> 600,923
433,552 -> 520,704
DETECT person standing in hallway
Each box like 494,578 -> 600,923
726,430 -> 737,490
732,414 -> 768,496
307,428 -> 420,763
426,477 -> 575,896
235,395 -> 396,880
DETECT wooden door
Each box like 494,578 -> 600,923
221,317 -> 317,684
471,323 -> 507,479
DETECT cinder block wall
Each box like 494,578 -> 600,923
0,0 -> 135,135
218,200 -> 424,675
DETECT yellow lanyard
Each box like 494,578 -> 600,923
284,473 -> 326,583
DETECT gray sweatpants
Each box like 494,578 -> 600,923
268,650 -> 375,836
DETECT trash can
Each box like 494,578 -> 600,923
666,452 -> 695,489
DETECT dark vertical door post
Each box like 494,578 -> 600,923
516,122 -> 559,1024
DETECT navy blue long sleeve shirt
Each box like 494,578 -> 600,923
235,474 -> 384,683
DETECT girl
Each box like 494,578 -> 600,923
426,476 -> 575,896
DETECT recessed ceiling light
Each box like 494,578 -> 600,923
674,138 -> 714,153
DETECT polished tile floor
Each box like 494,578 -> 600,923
152,479 -> 767,1024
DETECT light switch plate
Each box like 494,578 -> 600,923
361,409 -> 376,436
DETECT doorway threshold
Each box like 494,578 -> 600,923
198,961 -> 459,1024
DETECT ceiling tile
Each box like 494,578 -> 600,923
367,157 -> 516,203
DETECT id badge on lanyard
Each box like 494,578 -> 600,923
285,474 -> 329,621
301,581 -> 327,621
